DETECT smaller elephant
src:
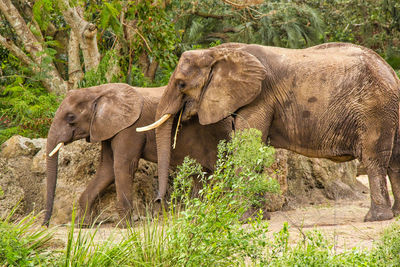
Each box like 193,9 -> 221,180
43,83 -> 233,226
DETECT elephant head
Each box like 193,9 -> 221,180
43,83 -> 143,226
137,44 -> 267,202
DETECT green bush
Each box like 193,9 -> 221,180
0,77 -> 60,144
166,129 -> 279,266
0,208 -> 55,266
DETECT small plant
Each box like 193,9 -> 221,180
373,219 -> 400,266
166,129 -> 279,266
0,207 -> 55,266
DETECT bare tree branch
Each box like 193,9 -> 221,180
0,0 -> 68,95
58,0 -> 100,71
221,0 -> 256,9
0,0 -> 42,58
192,11 -> 227,19
0,33 -> 35,66
67,30 -> 83,89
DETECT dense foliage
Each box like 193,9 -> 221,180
0,78 -> 59,144
166,129 -> 278,265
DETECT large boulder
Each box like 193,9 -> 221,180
0,135 -> 366,224
0,136 -> 46,217
284,150 -> 366,209
263,149 -> 365,212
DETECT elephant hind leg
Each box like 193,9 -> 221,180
113,157 -> 138,222
362,147 -> 394,221
361,115 -> 396,221
388,130 -> 400,217
363,164 -> 393,221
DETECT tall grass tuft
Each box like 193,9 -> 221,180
60,208 -> 130,266
0,206 -> 55,266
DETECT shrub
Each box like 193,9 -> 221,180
0,77 -> 60,144
166,129 -> 279,266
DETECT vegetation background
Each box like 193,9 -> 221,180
1,0 -> 400,143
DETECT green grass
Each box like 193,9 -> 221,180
0,207 -> 55,266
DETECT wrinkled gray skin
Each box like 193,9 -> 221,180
150,42 -> 400,222
43,83 -> 232,226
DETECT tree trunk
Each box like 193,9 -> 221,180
147,60 -> 159,81
59,0 -> 100,71
67,30 -> 83,89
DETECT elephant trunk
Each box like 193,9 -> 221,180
155,117 -> 174,202
42,125 -> 60,226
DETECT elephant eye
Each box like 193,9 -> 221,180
177,80 -> 186,91
65,113 -> 76,124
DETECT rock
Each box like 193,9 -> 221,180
31,147 -> 46,174
0,158 -> 25,218
0,135 -> 45,158
284,150 -> 366,209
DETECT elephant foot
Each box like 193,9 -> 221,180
152,200 -> 168,218
114,214 -> 139,228
75,211 -> 95,227
364,206 -> 394,222
392,202 -> 400,217
263,211 -> 271,220
240,207 -> 270,222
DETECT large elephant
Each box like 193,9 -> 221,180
43,83 -> 232,226
138,42 -> 400,222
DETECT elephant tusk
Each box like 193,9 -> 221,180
172,109 -> 183,149
48,142 -> 64,157
136,114 -> 172,132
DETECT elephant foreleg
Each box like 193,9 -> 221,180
78,141 -> 115,223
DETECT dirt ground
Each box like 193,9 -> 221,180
50,175 -> 398,253
266,175 -> 397,252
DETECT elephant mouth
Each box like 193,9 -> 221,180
136,96 -> 197,132
72,128 -> 90,141
181,96 -> 198,121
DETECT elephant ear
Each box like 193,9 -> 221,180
90,84 -> 143,142
198,49 -> 267,125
